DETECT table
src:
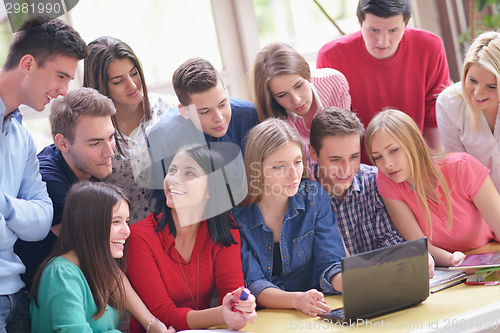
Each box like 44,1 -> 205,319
243,284 -> 500,332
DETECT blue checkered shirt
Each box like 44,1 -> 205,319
329,164 -> 404,255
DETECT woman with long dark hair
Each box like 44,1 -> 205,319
127,144 -> 256,332
30,182 -> 173,332
84,37 -> 178,223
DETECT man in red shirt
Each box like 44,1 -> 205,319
317,0 -> 450,164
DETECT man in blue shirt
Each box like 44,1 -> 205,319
0,17 -> 87,332
309,107 -> 404,255
14,88 -> 116,292
148,58 -> 259,210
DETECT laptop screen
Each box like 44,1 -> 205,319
342,238 -> 429,321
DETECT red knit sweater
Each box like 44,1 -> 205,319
317,28 -> 450,164
127,213 -> 243,331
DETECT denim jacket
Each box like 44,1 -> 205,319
232,180 -> 345,298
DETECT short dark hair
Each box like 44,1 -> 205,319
3,16 -> 88,70
50,87 -> 116,143
156,144 -> 238,247
310,107 -> 364,155
357,0 -> 412,25
172,58 -> 222,106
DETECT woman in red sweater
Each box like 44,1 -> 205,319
127,144 -> 256,332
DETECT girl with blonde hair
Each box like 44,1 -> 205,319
437,31 -> 500,191
249,42 -> 351,175
233,118 -> 345,317
366,109 -> 500,267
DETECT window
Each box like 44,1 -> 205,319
71,0 -> 223,90
0,6 -> 13,65
252,0 -> 359,63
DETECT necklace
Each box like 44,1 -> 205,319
259,205 -> 286,221
174,234 -> 200,310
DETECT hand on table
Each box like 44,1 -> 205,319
451,251 -> 465,266
293,289 -> 332,317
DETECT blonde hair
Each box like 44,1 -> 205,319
365,109 -> 453,240
240,118 -> 310,206
462,31 -> 500,131
249,42 -> 311,122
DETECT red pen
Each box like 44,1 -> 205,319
464,281 -> 499,286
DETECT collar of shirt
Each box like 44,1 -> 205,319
89,175 -> 103,182
0,97 -> 22,135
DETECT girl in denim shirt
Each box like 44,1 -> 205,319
232,118 -> 346,317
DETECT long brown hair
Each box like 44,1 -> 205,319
249,42 -> 311,121
32,181 -> 130,319
83,36 -> 151,155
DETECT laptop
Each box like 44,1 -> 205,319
319,238 -> 429,322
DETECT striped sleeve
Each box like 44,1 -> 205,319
311,68 -> 351,110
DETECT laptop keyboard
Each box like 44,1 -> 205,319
330,308 -> 344,319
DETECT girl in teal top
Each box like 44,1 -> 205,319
30,182 -> 174,333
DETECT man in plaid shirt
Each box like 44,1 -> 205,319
310,107 -> 404,255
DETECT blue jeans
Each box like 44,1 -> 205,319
0,288 -> 31,333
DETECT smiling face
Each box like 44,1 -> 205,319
107,58 -> 144,110
370,129 -> 412,184
59,115 -> 116,181
22,54 -> 78,111
465,64 -> 499,114
164,151 -> 209,211
360,13 -> 406,60
109,200 -> 130,259
268,73 -> 313,117
180,81 -> 231,138
262,141 -> 303,198
310,134 -> 361,200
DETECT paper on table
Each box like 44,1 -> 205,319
430,267 -> 468,289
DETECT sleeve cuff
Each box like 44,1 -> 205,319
320,262 -> 342,295
247,279 -> 279,298
424,118 -> 437,128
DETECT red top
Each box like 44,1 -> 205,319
127,213 -> 244,331
317,28 -> 450,164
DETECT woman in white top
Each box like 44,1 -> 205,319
437,31 -> 500,191
84,37 -> 178,223
249,42 -> 351,175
